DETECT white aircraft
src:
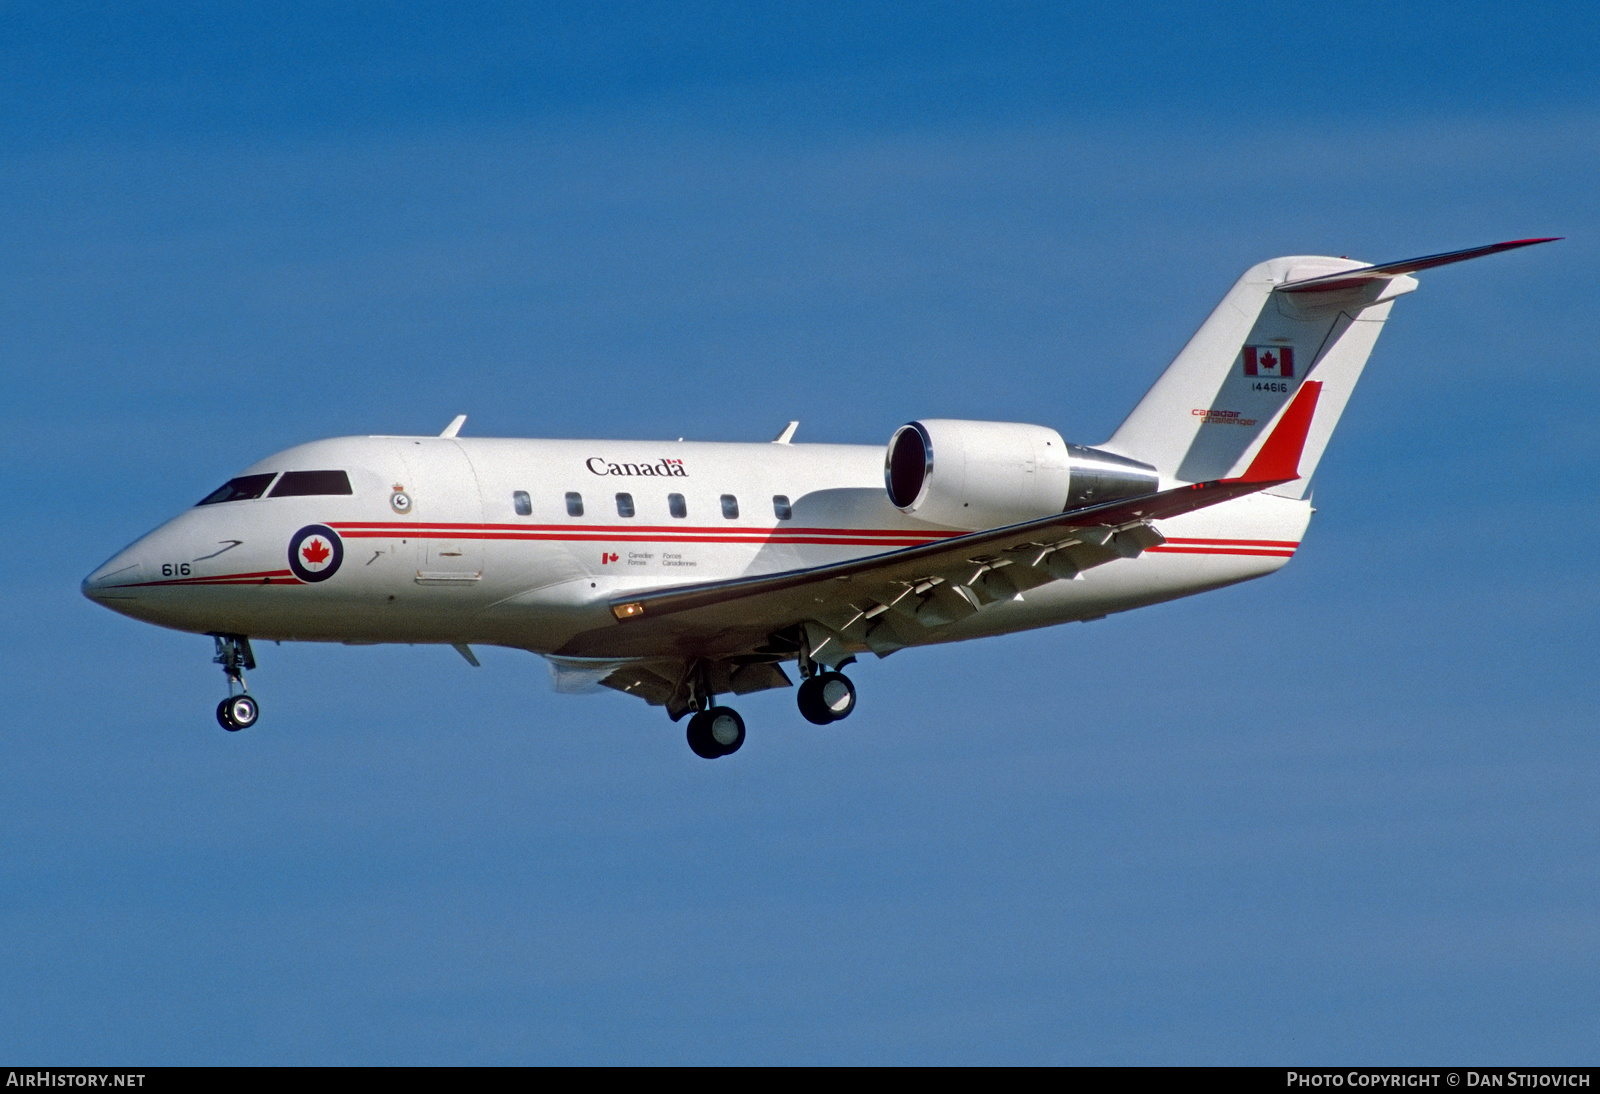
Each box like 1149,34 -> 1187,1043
84,239 -> 1554,757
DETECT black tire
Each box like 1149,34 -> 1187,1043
686,707 -> 745,758
798,672 -> 855,724
797,677 -> 833,724
686,711 -> 722,758
217,694 -> 258,732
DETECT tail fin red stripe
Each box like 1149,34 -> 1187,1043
1236,381 -> 1322,483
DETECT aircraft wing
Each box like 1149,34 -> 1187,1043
585,472 -> 1275,653
558,381 -> 1324,716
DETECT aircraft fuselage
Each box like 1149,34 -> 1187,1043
83,433 -> 1310,659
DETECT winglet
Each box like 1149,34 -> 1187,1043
440,414 -> 467,438
1234,381 -> 1322,483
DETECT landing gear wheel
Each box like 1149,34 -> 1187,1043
707,707 -> 745,754
686,712 -> 719,758
686,706 -> 745,758
797,671 -> 856,724
211,636 -> 259,732
217,693 -> 259,732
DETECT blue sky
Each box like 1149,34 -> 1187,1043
2,1 -> 1597,1064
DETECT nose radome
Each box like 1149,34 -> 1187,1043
81,550 -> 144,603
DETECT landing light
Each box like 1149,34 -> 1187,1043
613,602 -> 645,620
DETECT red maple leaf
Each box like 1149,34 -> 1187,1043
1260,351 -> 1277,371
301,538 -> 331,565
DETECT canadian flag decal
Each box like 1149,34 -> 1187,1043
1243,345 -> 1294,378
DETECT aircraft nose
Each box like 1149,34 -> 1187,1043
82,548 -> 145,604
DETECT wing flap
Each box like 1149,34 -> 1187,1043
598,662 -> 681,705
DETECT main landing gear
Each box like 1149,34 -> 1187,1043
796,646 -> 857,726
682,661 -> 750,760
797,671 -> 856,725
686,707 -> 746,759
212,634 -> 260,732
683,655 -> 859,759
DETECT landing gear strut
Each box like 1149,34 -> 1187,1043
212,634 -> 259,731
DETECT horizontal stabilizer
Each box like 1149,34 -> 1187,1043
1276,238 -> 1560,294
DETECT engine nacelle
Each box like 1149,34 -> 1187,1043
884,419 -> 1158,530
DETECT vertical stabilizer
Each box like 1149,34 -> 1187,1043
1101,239 -> 1557,498
1101,255 -> 1413,498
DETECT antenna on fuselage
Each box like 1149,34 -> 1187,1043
439,414 -> 467,438
772,421 -> 799,444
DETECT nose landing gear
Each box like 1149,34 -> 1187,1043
217,693 -> 259,731
211,634 -> 259,731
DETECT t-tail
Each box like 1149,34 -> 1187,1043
1100,239 -> 1558,497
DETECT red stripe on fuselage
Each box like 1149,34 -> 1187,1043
324,524 -> 1299,553
111,568 -> 303,588
327,520 -> 953,548
336,532 -> 950,547
327,520 -> 948,543
1145,546 -> 1296,558
1159,537 -> 1299,548
1144,535 -> 1299,559
103,532 -> 1297,594
329,520 -> 943,537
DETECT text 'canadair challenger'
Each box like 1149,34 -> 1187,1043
84,239 -> 1555,757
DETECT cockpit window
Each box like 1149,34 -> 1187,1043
196,473 -> 276,506
268,470 -> 353,498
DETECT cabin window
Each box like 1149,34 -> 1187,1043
616,492 -> 635,518
773,495 -> 792,520
513,490 -> 532,516
269,470 -> 353,498
196,473 -> 276,506
720,494 -> 739,519
668,493 -> 687,519
565,491 -> 584,517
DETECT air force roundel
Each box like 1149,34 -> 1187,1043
288,525 -> 344,582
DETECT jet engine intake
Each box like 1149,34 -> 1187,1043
885,419 -> 1157,530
